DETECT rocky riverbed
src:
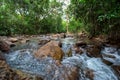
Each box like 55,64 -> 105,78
0,34 -> 120,80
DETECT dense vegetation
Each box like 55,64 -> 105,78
68,0 -> 120,39
0,0 -> 120,41
0,0 -> 64,35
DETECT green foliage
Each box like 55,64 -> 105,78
0,0 -> 64,35
68,0 -> 120,37
1,0 -> 119,37
69,17 -> 84,33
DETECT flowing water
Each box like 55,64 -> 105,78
5,37 -> 120,80
101,46 -> 120,65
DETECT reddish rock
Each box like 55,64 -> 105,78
86,45 -> 101,57
0,40 -> 10,52
34,41 -> 64,60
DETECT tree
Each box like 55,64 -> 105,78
0,0 -> 64,35
68,0 -> 120,38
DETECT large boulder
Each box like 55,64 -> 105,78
86,45 -> 101,57
0,40 -> 10,52
34,41 -> 64,60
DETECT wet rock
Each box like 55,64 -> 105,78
85,69 -> 94,80
78,32 -> 87,39
102,53 -> 116,59
101,46 -> 120,65
86,45 -> 101,57
88,37 -> 105,48
61,38 -> 75,45
9,38 -> 18,43
52,64 -> 79,80
6,41 -> 16,47
34,41 -> 64,60
112,65 -> 120,79
58,41 -> 62,47
38,39 -> 50,46
15,70 -> 43,80
63,66 -> 79,80
74,47 -> 83,54
0,60 -> 21,80
6,49 -> 78,80
0,51 -> 5,60
75,41 -> 87,48
66,33 -> 74,37
55,60 -> 62,66
102,59 -> 113,66
85,58 -> 118,80
60,33 -> 66,38
20,39 -> 30,44
66,47 -> 72,57
0,40 -> 10,52
52,34 -> 60,39
34,76 -> 43,80
10,43 -> 16,48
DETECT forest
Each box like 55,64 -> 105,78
0,0 -> 120,80
0,0 -> 119,37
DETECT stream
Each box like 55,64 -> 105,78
4,37 -> 120,80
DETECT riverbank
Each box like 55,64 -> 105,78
0,33 -> 120,80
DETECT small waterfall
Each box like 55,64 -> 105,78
5,37 -> 119,80
101,46 -> 120,65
